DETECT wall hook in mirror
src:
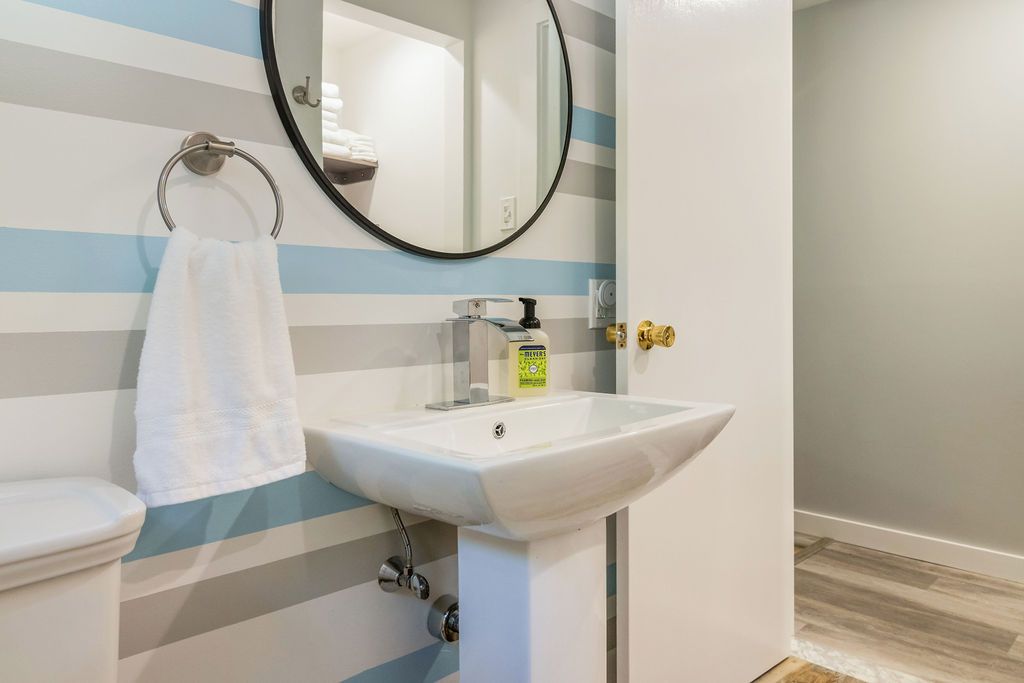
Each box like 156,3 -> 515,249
292,76 -> 321,108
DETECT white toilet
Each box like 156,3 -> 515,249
0,477 -> 146,682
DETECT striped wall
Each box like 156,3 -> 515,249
0,0 -> 615,680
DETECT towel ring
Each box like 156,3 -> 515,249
157,132 -> 284,239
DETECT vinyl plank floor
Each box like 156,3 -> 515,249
795,541 -> 1024,683
1009,636 -> 1024,662
755,657 -> 863,683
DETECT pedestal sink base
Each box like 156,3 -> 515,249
458,522 -> 607,683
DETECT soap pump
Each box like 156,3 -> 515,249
507,297 -> 550,397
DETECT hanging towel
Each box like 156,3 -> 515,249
133,227 -> 306,507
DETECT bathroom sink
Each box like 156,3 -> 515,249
304,392 -> 734,541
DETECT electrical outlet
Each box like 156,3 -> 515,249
500,197 -> 516,231
588,279 -> 617,329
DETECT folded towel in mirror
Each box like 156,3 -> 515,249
338,129 -> 373,144
322,110 -> 339,124
323,142 -> 352,159
322,96 -> 343,113
321,82 -> 340,99
351,153 -> 378,163
323,121 -> 340,132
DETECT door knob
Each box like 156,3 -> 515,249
637,320 -> 676,350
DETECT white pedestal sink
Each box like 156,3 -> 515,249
304,392 -> 733,683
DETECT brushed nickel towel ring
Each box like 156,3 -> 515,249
157,132 -> 284,239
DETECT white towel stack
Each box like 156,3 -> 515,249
325,128 -> 377,163
319,82 -> 376,163
320,82 -> 345,157
133,227 -> 306,507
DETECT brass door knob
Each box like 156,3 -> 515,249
637,320 -> 676,350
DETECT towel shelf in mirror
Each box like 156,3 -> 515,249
323,154 -> 378,185
157,132 -> 285,239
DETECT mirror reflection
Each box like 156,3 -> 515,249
271,0 -> 571,255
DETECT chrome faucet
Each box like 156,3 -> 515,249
426,298 -> 533,411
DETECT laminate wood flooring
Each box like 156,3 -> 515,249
755,657 -> 864,683
795,539 -> 1024,683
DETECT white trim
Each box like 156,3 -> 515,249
795,509 -> 1024,584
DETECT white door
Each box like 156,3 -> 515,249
614,1 -> 793,681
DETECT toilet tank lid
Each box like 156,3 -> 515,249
0,478 -> 146,567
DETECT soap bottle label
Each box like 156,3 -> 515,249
517,346 -> 548,389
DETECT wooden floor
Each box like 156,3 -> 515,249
755,657 -> 863,683
794,536 -> 1024,683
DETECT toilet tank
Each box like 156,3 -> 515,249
0,478 -> 146,683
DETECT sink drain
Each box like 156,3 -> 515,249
492,421 -> 506,439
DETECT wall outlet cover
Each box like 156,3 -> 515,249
500,196 -> 517,231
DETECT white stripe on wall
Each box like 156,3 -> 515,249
565,35 -> 616,117
0,101 -> 611,262
0,2 -> 270,95
118,555 -> 459,682
570,0 -> 615,20
0,388 -> 138,487
0,102 -> 384,250
569,139 -> 616,170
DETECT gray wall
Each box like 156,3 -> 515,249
795,0 -> 1024,556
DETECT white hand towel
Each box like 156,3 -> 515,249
322,96 -> 344,113
322,110 -> 339,125
133,228 -> 306,507
351,153 -> 378,163
321,82 -> 340,99
323,142 -> 352,158
323,121 -> 340,133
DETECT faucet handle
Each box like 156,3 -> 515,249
452,297 -> 513,318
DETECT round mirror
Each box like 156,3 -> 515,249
260,0 -> 573,259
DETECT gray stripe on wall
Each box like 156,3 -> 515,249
560,160 -> 616,202
0,329 -> 146,400
0,42 -> 613,201
0,40 -> 288,147
554,0 -> 616,53
0,319 -> 607,399
119,519 -> 457,658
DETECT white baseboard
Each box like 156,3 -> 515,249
795,509 -> 1024,584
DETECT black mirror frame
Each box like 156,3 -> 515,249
259,0 -> 574,260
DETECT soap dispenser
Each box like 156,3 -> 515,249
508,297 -> 550,397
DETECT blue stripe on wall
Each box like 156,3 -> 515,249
343,643 -> 459,683
573,106 -> 616,149
126,472 -> 373,561
0,228 -> 614,295
25,0 -> 262,59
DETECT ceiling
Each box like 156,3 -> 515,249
323,12 -> 382,51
